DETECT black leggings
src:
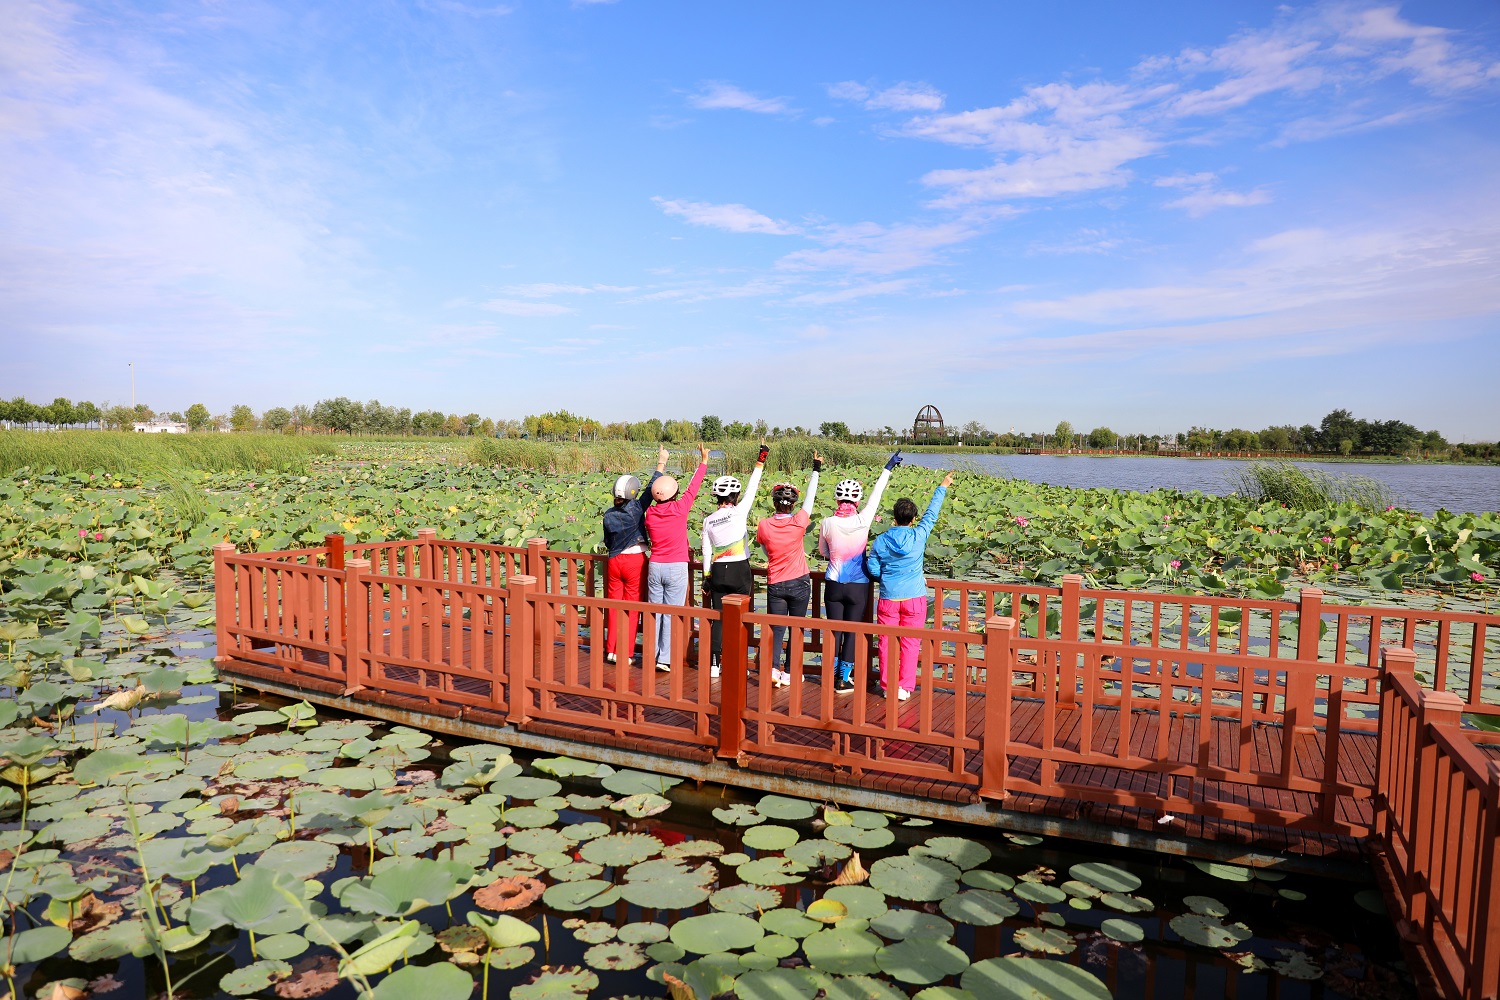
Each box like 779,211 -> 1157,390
823,580 -> 871,663
706,560 -> 754,656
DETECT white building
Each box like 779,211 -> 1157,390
134,420 -> 189,434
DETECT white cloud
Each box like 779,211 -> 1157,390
777,217 -> 995,274
1154,171 -> 1271,216
480,298 -> 574,316
788,280 -> 913,305
652,197 -> 800,235
687,82 -> 793,115
829,80 -> 945,111
499,283 -> 634,297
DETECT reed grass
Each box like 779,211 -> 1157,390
720,437 -> 887,474
1227,460 -> 1399,511
0,431 -> 338,476
466,438 -> 640,474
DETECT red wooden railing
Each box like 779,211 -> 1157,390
213,533 -> 1500,999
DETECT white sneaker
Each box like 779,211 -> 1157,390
773,669 -> 792,688
656,662 -> 671,673
710,662 -> 721,679
897,688 -> 912,701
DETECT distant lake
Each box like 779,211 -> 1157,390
902,453 -> 1500,516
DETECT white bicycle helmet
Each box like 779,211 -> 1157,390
613,474 -> 642,500
711,475 -> 742,498
835,479 -> 863,503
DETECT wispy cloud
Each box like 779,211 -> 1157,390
652,197 -> 800,235
687,82 -> 794,115
480,298 -> 574,316
1155,172 -> 1271,216
498,283 -> 635,298
777,217 -> 993,274
788,280 -> 912,305
416,0 -> 513,16
829,80 -> 945,111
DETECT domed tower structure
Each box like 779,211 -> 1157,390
912,404 -> 946,443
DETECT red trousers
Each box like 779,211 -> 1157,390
605,551 -> 648,657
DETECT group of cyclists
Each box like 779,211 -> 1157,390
600,443 -> 952,701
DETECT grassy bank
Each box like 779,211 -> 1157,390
0,430 -> 337,475
721,437 -> 886,473
467,437 -> 640,474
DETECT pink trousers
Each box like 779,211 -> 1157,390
876,596 -> 927,692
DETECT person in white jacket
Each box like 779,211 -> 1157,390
816,450 -> 901,692
700,441 -> 767,676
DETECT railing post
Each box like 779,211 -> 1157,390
344,558 -> 370,693
416,528 -> 438,580
717,594 -> 750,760
1408,686 -> 1464,932
1287,587 -> 1324,734
1375,646 -> 1417,838
508,575 -> 537,726
979,616 -> 1015,800
1058,574 -> 1082,706
1472,760 -> 1500,1000
324,533 -> 345,570
526,537 -> 548,588
212,543 -> 237,665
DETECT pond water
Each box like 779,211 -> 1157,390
902,453 -> 1500,516
14,678 -> 1412,1000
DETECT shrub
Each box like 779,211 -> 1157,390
1227,461 -> 1399,512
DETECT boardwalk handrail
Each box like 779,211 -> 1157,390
1375,647 -> 1500,1000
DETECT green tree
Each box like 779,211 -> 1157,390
627,418 -> 663,443
699,415 -> 724,441
132,403 -> 155,423
312,396 -> 359,434
1053,420 -> 1073,446
186,403 -> 211,432
263,407 -> 293,432
1087,426 -> 1117,449
230,404 -> 257,432
462,413 -> 482,436
1319,409 -> 1361,453
661,418 -> 697,443
101,405 -> 136,431
723,420 -> 754,440
819,421 -> 851,440
959,420 -> 989,442
74,401 -> 100,428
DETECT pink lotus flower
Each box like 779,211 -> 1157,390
95,531 -> 104,541
1169,560 -> 1181,569
1386,505 -> 1395,511
1321,536 -> 1333,544
1015,516 -> 1029,528
1474,572 -> 1486,583
78,529 -> 87,537
1332,562 -> 1341,569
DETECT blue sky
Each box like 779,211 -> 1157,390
3,1 -> 1499,437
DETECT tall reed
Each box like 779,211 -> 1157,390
1227,461 -> 1399,511
720,437 -> 886,474
0,431 -> 337,475
466,438 -> 639,474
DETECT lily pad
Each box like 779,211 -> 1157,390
825,825 -> 894,850
736,967 -> 820,1000
913,837 -> 990,871
508,828 -> 575,856
1068,862 -> 1141,893
611,793 -> 672,818
754,934 -> 799,959
802,927 -> 884,975
1101,918 -> 1144,943
1013,882 -> 1066,906
220,960 -> 293,996
619,872 -> 713,910
962,957 -> 1110,1000
488,945 -> 536,969
502,806 -> 558,828
807,899 -> 849,924
511,966 -> 599,1000
372,963 -> 473,999
1013,927 -> 1075,954
584,941 -> 647,970
785,839 -> 852,867
755,795 -> 818,821
572,921 -> 617,944
1169,913 -> 1253,949
960,870 -> 1015,891
1189,860 -> 1253,882
738,856 -> 807,886
618,921 -> 670,944
1354,889 -> 1387,915
825,976 -> 909,1000
1100,892 -> 1153,914
712,803 -> 764,826
1184,895 -> 1229,917
261,840 -> 339,879
491,775 -> 563,800
743,824 -> 800,852
876,937 -> 971,984
711,884 -> 783,914
868,856 -> 960,902
580,832 -> 662,867
542,879 -> 621,912
600,769 -> 682,796
760,908 -> 822,938
870,909 -> 954,941
825,885 -> 888,920
671,912 -> 765,955
939,890 -> 1019,926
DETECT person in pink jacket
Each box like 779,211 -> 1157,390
643,443 -> 710,671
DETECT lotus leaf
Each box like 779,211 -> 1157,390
712,803 -> 764,826
1002,833 -> 1043,846
679,953 -> 743,999
939,890 -> 1019,925
509,828 -> 576,856
309,766 -> 395,791
868,855 -> 959,902
785,839 -> 851,867
824,885 -> 887,920
544,879 -> 622,911
625,858 -> 715,883
961,870 -> 1015,891
580,832 -> 662,866
449,743 -> 511,762
719,852 -> 751,866
438,925 -> 490,953
550,862 -> 602,882
188,864 -> 304,934
1067,898 -> 1091,911
561,821 -> 611,842
1279,888 -> 1307,901
620,873 -> 714,910
220,959 -> 293,996
761,908 -> 822,938
488,945 -> 537,969
504,806 -> 559,828
1274,948 -> 1323,980
876,937 -> 971,984
737,856 -> 807,886
742,824 -> 800,852
1068,861 -> 1141,893
754,934 -> 799,959
566,921 -> 612,944
1013,927 -> 1075,954
824,808 -> 853,826
257,932 -> 309,961
739,951 -> 778,970
802,927 -> 884,975
260,840 -> 339,879
567,794 -> 614,810
512,966 -> 600,1000
671,912 -> 764,955
616,921 -> 668,945
337,857 -> 472,917
914,988 -> 978,1000
467,912 -> 541,948
69,918 -> 150,961
824,825 -> 894,850
1169,913 -> 1253,949
600,769 -> 682,796
869,909 -> 954,941
372,962 -> 473,1000
341,920 -> 433,976
735,967 -> 820,1000
492,775 -> 563,799
0,925 -> 72,964
585,941 -> 648,970
962,957 -> 1111,1000
647,941 -> 687,963
611,792 -> 672,817
754,794 -> 818,821
532,756 -> 605,777
1354,889 -> 1387,914
1060,880 -> 1100,899
1101,918 -> 1144,942
806,899 -> 848,924
1100,892 -> 1153,913
912,836 -> 990,870
445,802 -> 501,828
1189,860 -> 1253,882
710,884 -> 782,914
824,975 -> 909,1000
1184,895 -> 1229,917
1013,882 -> 1066,906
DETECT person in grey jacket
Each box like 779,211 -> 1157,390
601,448 -> 667,665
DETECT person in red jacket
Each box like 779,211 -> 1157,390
643,443 -> 710,671
755,452 -> 820,686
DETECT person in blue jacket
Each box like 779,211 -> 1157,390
600,447 -> 666,665
866,472 -> 953,700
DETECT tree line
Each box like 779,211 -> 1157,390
1,396 -> 1492,459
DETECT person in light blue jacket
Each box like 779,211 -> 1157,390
865,473 -> 952,699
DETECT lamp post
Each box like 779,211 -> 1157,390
128,362 -> 135,411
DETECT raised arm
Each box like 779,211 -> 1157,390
801,451 -> 821,516
701,519 -> 713,578
681,444 -> 710,503
859,450 -> 901,526
914,477 -> 950,543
